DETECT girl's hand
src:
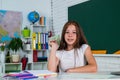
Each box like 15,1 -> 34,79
65,68 -> 73,73
49,40 -> 59,51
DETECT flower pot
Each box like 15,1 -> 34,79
11,54 -> 20,63
22,29 -> 30,37
24,44 -> 31,50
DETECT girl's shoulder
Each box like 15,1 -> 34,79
78,44 -> 90,53
56,50 -> 64,59
81,44 -> 89,49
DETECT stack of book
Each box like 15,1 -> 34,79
4,72 -> 38,80
4,70 -> 57,80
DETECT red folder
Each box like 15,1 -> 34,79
33,50 -> 38,62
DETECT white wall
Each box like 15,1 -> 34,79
0,0 -> 51,31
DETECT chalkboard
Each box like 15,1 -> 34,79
68,0 -> 120,54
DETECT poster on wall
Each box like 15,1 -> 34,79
0,10 -> 22,43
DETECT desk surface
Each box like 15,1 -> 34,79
2,71 -> 120,80
56,72 -> 120,80
46,72 -> 120,80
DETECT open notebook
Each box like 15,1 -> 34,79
25,70 -> 57,77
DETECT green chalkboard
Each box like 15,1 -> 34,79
68,0 -> 120,54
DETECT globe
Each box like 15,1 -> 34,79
28,11 -> 40,24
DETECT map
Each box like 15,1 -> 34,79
0,10 -> 22,42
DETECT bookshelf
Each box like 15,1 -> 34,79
32,24 -> 48,70
23,16 -> 48,70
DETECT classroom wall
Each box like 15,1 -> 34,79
0,0 -> 51,31
52,0 -> 120,54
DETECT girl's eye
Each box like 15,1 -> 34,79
65,32 -> 69,34
73,32 -> 76,34
65,31 -> 76,34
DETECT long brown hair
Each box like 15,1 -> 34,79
58,20 -> 88,50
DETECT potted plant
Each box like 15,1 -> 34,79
22,26 -> 31,38
1,44 -> 5,51
8,37 -> 23,63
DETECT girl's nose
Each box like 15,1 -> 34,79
68,33 -> 73,37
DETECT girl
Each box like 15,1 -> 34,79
48,21 -> 97,73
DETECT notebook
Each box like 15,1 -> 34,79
24,70 -> 57,77
4,73 -> 33,77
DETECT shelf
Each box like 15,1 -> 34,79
34,49 -> 46,51
33,62 -> 47,64
5,70 -> 21,73
24,49 -> 32,51
33,25 -> 46,27
24,49 -> 47,52
93,54 -> 120,57
23,37 -> 32,39
37,57 -> 47,62
5,63 -> 22,65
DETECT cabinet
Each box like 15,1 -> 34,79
0,62 -> 22,75
0,50 -> 22,74
94,54 -> 120,72
23,16 -> 48,70
5,63 -> 22,73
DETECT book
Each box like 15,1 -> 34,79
19,76 -> 38,79
45,33 -> 48,49
4,70 -> 57,79
38,32 -> 41,50
43,33 -> 46,49
33,50 -> 38,62
5,73 -> 33,78
40,33 -> 43,49
4,72 -> 38,80
32,32 -> 36,50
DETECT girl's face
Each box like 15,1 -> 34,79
65,25 -> 77,47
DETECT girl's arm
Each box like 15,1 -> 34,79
66,46 -> 97,73
47,41 -> 59,72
